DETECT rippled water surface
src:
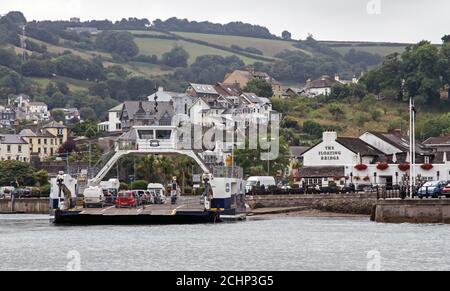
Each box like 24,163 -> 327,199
0,214 -> 449,271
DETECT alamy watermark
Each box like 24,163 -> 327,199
172,112 -> 281,160
366,250 -> 382,271
367,0 -> 382,15
66,250 -> 81,271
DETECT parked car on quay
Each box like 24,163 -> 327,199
440,183 -> 450,198
417,181 -> 447,199
12,188 -> 34,198
115,191 -> 139,208
0,187 -> 14,199
132,190 -> 153,205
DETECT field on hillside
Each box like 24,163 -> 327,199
330,45 -> 408,56
171,31 -> 311,57
134,37 -> 263,65
29,76 -> 94,91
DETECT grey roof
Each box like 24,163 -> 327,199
289,146 -> 309,157
109,103 -> 124,112
298,166 -> 345,178
367,132 -> 428,154
122,101 -> 174,120
118,129 -> 138,141
258,97 -> 271,104
148,91 -> 191,102
189,83 -> 219,95
307,75 -> 339,89
19,129 -> 37,137
241,92 -> 261,104
0,134 -> 28,144
423,136 -> 450,146
337,137 -> 384,157
43,121 -> 67,129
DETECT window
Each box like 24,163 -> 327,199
116,123 -> 121,130
57,129 -> 64,135
50,139 -> 54,145
38,139 -> 41,145
59,138 -> 63,144
51,148 -> 54,155
44,139 -> 47,145
7,145 -> 11,153
18,145 -> 22,153
156,130 -> 172,140
38,148 -> 41,154
44,148 -> 47,154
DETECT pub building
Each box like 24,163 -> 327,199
298,131 -> 450,188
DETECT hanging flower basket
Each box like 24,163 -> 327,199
355,164 -> 368,171
398,163 -> 410,172
363,176 -> 370,181
421,163 -> 433,171
376,162 -> 389,171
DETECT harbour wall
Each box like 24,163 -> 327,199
0,198 -> 49,214
246,194 -> 377,215
374,199 -> 450,224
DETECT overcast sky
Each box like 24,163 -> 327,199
1,0 -> 447,43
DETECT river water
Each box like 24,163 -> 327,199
0,214 -> 449,271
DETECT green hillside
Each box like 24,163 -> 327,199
134,37 -> 263,65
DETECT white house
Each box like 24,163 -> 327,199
98,104 -> 123,133
298,131 -> 450,188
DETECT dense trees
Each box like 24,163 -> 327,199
0,160 -> 36,187
282,30 -> 292,40
162,45 -> 189,68
344,48 -> 383,67
361,40 -> 449,105
174,54 -> 244,84
52,53 -> 105,80
95,31 -> 139,59
22,59 -> 55,77
243,79 -> 274,98
153,17 -> 276,39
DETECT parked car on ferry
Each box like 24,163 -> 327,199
115,191 -> 139,208
147,183 -> 166,204
417,181 -> 447,198
132,190 -> 153,205
83,187 -> 105,208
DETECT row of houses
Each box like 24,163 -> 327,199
98,82 -> 275,134
0,121 -> 69,162
0,94 -> 81,129
290,130 -> 450,188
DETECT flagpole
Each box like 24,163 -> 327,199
409,98 -> 413,198
412,99 -> 416,199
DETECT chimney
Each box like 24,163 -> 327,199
323,131 -> 338,142
334,74 -> 340,82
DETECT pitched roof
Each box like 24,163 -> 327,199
189,83 -> 219,95
0,134 -> 28,144
423,136 -> 450,146
43,121 -> 67,129
122,101 -> 174,120
289,146 -> 309,157
298,166 -> 345,178
307,75 -> 339,89
148,91 -> 191,102
109,103 -> 124,112
336,137 -> 384,156
367,131 -> 428,154
214,83 -> 242,97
